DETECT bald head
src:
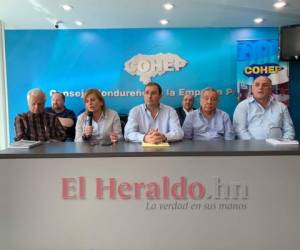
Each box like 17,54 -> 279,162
252,76 -> 272,104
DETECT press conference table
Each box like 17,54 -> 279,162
1,140 -> 300,250
0,139 -> 300,158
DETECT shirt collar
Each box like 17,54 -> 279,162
86,110 -> 105,121
198,108 -> 217,119
52,106 -> 66,114
28,111 -> 45,116
100,111 -> 105,120
183,107 -> 193,114
249,95 -> 275,105
144,103 -> 161,111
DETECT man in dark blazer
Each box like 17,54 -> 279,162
175,94 -> 194,126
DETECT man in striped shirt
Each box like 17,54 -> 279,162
14,88 -> 66,142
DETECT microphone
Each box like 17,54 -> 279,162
83,111 -> 93,141
87,111 -> 93,126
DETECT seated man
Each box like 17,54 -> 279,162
45,92 -> 76,141
175,93 -> 195,126
183,87 -> 234,140
14,88 -> 66,141
125,82 -> 183,143
233,76 -> 295,140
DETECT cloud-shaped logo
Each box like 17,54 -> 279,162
124,53 -> 188,84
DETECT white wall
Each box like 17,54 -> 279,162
0,160 -> 8,250
0,20 -> 9,150
1,156 -> 300,250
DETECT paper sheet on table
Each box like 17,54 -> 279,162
142,142 -> 170,147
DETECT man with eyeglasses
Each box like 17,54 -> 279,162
233,76 -> 294,140
183,87 -> 235,140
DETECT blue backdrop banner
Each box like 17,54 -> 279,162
5,28 -> 278,141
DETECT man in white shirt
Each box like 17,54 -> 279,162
233,76 -> 295,140
124,82 -> 184,143
175,94 -> 195,126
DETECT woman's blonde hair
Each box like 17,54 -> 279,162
83,89 -> 106,112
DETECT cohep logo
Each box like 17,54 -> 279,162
124,53 -> 188,85
243,63 -> 283,78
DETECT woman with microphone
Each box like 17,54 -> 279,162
75,89 -> 122,143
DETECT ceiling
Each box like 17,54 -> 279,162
0,0 -> 300,29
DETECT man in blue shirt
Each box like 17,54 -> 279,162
233,76 -> 295,140
124,82 -> 183,143
183,87 -> 234,140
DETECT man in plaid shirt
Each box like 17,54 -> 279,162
14,88 -> 66,142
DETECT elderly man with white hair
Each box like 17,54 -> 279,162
14,88 -> 66,141
183,87 -> 235,140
